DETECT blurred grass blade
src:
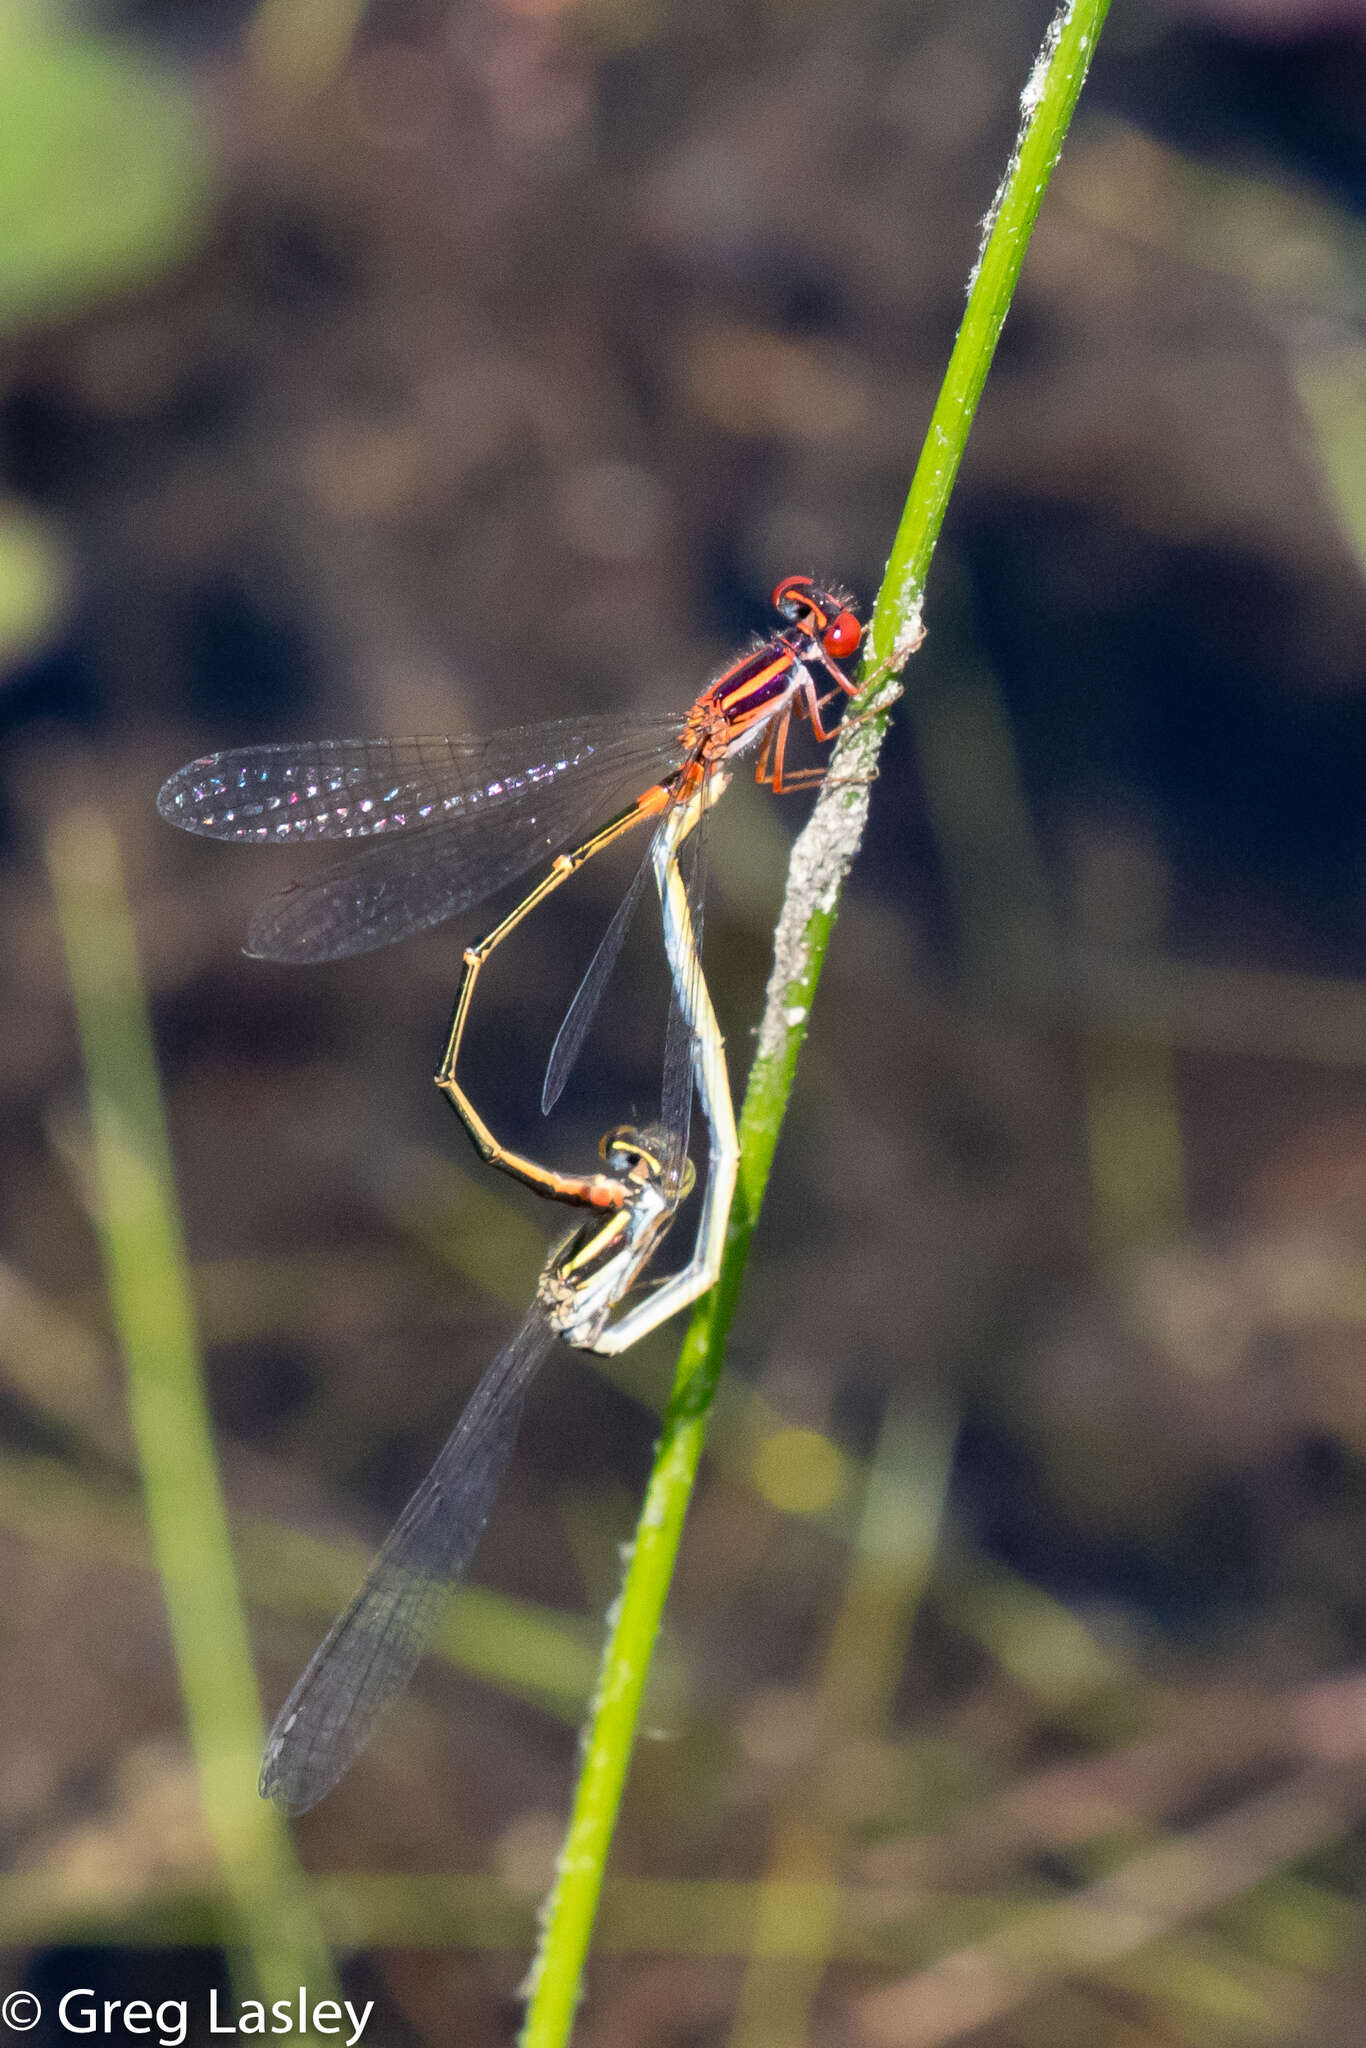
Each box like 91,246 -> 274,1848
0,21 -> 210,330
729,1393 -> 958,2048
854,1765 -> 1358,2048
48,806 -> 335,2006
1082,1032 -> 1187,1256
1292,336 -> 1366,578
247,0 -> 369,95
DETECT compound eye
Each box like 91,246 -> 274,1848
823,610 -> 862,658
772,573 -> 815,620
599,1123 -> 639,1164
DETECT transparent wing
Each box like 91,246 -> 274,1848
157,722 -> 681,844
157,718 -> 685,963
260,1308 -> 557,1815
540,832 -> 659,1117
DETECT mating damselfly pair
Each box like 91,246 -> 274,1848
158,575 -> 876,1811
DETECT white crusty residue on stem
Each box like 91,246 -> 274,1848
966,0 -> 1074,296
753,612 -> 923,1070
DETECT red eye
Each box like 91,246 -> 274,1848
823,611 -> 861,658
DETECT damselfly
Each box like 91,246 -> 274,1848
157,577 -> 867,1206
259,795 -> 738,1813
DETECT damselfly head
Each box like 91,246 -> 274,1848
599,1123 -> 662,1181
770,575 -> 862,660
599,1122 -> 696,1201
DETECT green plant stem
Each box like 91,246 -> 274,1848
48,808 -> 335,2015
521,5 -> 1111,2040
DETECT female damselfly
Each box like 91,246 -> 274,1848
259,794 -> 738,1813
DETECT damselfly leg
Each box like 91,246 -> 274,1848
433,758 -> 728,1214
431,781 -> 676,1210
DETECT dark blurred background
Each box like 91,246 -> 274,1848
6,0 -> 1366,2041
